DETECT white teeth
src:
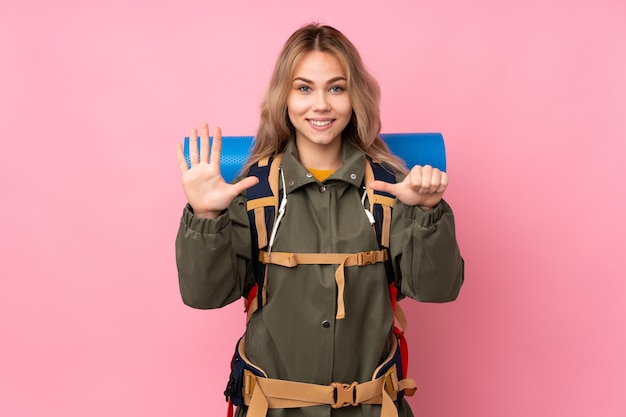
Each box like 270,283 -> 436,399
309,120 -> 332,127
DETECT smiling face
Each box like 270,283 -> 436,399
287,50 -> 353,157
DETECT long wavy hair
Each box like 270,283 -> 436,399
244,23 -> 407,174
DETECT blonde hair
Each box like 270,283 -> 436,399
244,23 -> 407,174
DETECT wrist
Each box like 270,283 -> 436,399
191,207 -> 221,219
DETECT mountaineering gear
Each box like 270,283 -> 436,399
224,151 -> 416,416
176,140 -> 465,417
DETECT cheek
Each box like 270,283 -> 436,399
286,102 -> 298,125
335,98 -> 353,117
286,94 -> 306,116
286,109 -> 297,127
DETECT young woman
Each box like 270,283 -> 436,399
175,23 -> 464,417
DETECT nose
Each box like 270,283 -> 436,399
313,91 -> 331,111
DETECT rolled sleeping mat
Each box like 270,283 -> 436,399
184,132 -> 446,183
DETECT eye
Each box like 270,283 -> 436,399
297,85 -> 312,93
330,85 -> 345,93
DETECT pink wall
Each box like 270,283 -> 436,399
1,0 -> 625,416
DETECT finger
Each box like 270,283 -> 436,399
419,165 -> 433,192
427,167 -> 442,193
175,143 -> 189,174
231,175 -> 260,194
210,126 -> 223,166
189,128 -> 199,166
407,166 -> 423,191
436,171 -> 449,193
368,180 -> 397,196
199,122 -> 210,164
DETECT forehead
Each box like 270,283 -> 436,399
292,50 -> 346,79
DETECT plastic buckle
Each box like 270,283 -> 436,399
331,381 -> 358,408
357,251 -> 376,265
244,369 -> 257,398
383,366 -> 399,396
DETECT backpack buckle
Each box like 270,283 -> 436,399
331,381 -> 358,408
357,251 -> 376,265
383,366 -> 399,396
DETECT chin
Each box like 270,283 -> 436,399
311,135 -> 341,146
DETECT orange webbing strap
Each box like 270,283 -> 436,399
242,335 -> 417,417
244,365 -> 415,417
267,154 -> 282,208
259,250 -> 388,319
247,157 -> 270,249
246,154 -> 283,251
388,283 -> 409,377
245,154 -> 284,322
262,154 -> 282,307
363,161 -> 395,248
393,304 -> 408,334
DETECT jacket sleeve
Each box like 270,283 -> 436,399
174,195 -> 254,309
391,199 -> 464,302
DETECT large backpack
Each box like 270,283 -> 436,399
223,154 -> 414,416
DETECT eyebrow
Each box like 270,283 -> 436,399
292,76 -> 347,84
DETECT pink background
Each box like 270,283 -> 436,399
1,0 -> 625,416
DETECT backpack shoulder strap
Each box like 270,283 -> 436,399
245,154 -> 283,319
246,155 -> 282,249
364,159 -> 408,333
363,158 -> 398,288
363,159 -> 396,248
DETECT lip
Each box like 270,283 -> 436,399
307,119 -> 335,129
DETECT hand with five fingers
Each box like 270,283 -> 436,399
175,122 -> 259,219
368,165 -> 448,211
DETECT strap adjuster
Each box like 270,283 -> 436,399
356,251 -> 376,265
331,381 -> 358,408
383,366 -> 399,396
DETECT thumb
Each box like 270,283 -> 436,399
232,176 -> 260,195
367,180 -> 397,196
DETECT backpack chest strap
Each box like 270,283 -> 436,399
259,250 -> 388,320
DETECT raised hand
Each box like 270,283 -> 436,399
368,165 -> 448,210
175,122 -> 259,219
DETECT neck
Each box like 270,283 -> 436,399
295,139 -> 343,170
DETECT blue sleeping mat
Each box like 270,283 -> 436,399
184,133 -> 446,183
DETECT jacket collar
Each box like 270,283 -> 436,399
280,138 -> 366,194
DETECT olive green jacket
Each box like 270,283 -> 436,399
175,140 -> 464,417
